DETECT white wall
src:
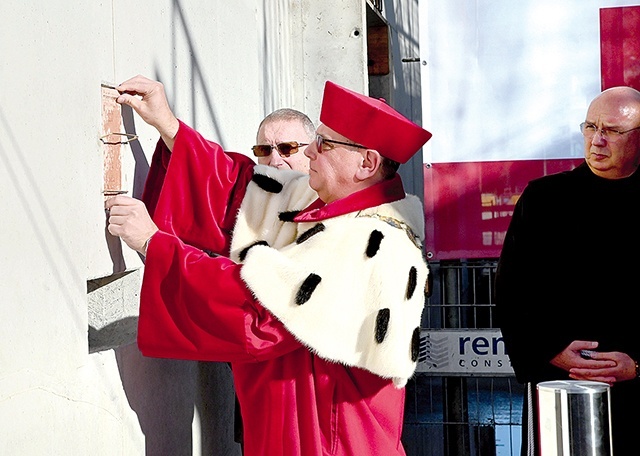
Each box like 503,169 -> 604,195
383,0 -> 425,200
0,1 -> 420,454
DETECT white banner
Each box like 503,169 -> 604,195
417,329 -> 514,376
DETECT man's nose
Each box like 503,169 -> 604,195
268,151 -> 284,163
305,141 -> 318,159
591,129 -> 607,145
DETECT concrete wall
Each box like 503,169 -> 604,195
383,0 -> 424,200
0,1 -> 425,454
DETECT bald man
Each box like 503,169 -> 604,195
496,86 -> 640,456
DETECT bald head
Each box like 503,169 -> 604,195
583,86 -> 640,179
590,86 -> 640,117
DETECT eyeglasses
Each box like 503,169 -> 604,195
252,141 -> 309,158
315,134 -> 366,151
579,122 -> 640,140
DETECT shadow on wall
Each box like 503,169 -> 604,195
93,1 -> 253,454
116,343 -> 198,456
114,344 -> 241,456
120,104 -> 149,200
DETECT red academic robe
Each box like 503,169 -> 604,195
138,122 -> 409,456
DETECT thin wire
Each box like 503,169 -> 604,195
100,132 -> 138,145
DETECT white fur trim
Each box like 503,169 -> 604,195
234,166 -> 428,387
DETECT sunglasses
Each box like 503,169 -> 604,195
315,134 -> 366,151
252,141 -> 309,158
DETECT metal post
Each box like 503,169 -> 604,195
537,380 -> 613,456
443,266 -> 470,456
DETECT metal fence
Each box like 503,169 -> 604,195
402,260 -> 524,456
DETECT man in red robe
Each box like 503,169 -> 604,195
106,75 -> 432,456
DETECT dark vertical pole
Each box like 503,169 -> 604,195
443,265 -> 470,456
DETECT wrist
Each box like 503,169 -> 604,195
142,233 -> 155,256
165,117 -> 179,138
160,117 -> 179,150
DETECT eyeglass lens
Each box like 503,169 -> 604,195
315,134 -> 366,151
581,123 -> 609,137
580,122 -> 640,139
315,135 -> 328,151
252,142 -> 307,157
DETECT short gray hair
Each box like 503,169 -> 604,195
257,108 -> 316,141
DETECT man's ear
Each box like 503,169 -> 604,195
355,149 -> 382,180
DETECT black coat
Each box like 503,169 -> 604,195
495,161 -> 640,455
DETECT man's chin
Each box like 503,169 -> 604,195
307,176 -> 320,190
587,160 -> 630,179
587,157 -> 610,170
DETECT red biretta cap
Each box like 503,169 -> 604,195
319,81 -> 432,163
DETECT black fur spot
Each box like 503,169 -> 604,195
238,240 -> 269,262
411,327 -> 421,362
252,174 -> 283,193
406,266 -> 417,299
366,230 -> 384,258
279,210 -> 301,222
295,273 -> 322,305
375,308 -> 390,343
296,223 -> 325,244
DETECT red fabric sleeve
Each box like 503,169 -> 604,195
138,231 -> 302,362
137,122 -> 301,361
141,121 -> 256,255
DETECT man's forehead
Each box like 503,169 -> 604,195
316,124 -> 348,141
259,119 -> 308,139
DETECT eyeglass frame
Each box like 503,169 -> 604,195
251,141 -> 309,158
315,134 -> 367,151
579,121 -> 640,139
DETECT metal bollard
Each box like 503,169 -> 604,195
537,380 -> 613,456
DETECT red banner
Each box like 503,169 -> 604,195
423,159 -> 583,260
600,6 -> 640,91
